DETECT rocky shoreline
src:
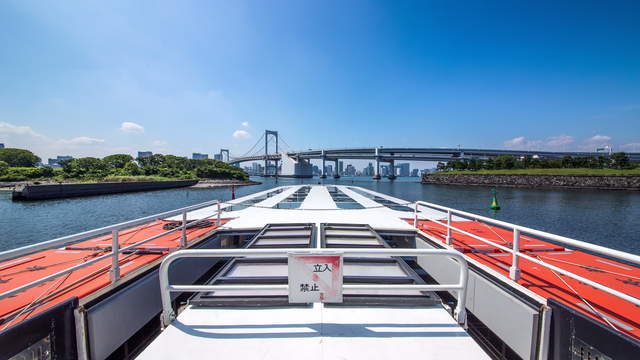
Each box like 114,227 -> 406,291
421,173 -> 640,191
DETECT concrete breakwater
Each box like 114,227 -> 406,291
12,180 -> 199,201
421,173 -> 640,191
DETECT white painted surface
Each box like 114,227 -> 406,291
138,304 -> 489,360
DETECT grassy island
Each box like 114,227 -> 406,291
436,168 -> 640,176
0,148 -> 249,183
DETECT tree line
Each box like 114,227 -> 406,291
0,148 -> 248,181
436,153 -> 635,172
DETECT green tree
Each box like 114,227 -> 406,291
123,162 -> 142,176
60,157 -> 107,178
137,154 -> 166,168
494,155 -> 516,169
0,148 -> 41,167
103,154 -> 134,169
611,152 -> 630,169
0,160 -> 8,175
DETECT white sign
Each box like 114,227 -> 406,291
288,253 -> 343,303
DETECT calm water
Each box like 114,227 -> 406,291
1,177 -> 639,255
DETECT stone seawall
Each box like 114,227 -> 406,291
421,173 -> 640,191
12,180 -> 199,201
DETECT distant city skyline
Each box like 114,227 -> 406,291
1,1 -> 639,161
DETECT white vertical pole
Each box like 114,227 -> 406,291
510,228 -> 521,281
446,210 -> 452,245
109,230 -> 120,283
180,210 -> 187,247
217,202 -> 221,226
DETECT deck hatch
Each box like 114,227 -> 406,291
348,187 -> 414,212
327,186 -> 365,209
273,186 -> 311,209
224,188 -> 286,211
189,223 -> 438,307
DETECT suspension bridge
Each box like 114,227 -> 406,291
216,130 -> 640,179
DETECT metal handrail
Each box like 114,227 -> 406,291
413,201 -> 640,308
0,199 -> 222,301
159,248 -> 469,327
0,199 -> 221,263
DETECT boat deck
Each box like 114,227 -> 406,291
413,219 -> 640,341
0,219 -> 225,327
139,304 -> 488,360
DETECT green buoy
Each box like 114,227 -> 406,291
490,188 -> 501,210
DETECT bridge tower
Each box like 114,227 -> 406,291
373,147 -> 381,180
264,130 -> 279,176
220,149 -> 230,163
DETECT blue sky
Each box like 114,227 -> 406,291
0,0 -> 639,162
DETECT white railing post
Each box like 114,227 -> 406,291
217,202 -> 221,226
509,228 -> 521,281
446,210 -> 452,245
109,230 -> 120,283
180,210 -> 187,247
414,203 -> 418,228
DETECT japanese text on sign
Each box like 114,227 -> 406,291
288,253 -> 343,303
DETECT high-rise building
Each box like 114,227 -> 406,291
398,163 -> 410,177
363,163 -> 374,176
0,143 -> 4,149
213,154 -> 222,161
338,161 -> 344,175
47,155 -> 73,168
326,164 -> 333,176
137,151 -> 153,158
192,153 -> 208,160
411,169 -> 419,177
345,164 -> 356,176
380,165 -> 389,176
312,165 -> 320,175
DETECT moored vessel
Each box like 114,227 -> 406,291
1,185 -> 638,359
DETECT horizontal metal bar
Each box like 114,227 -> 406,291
0,209 -> 221,301
167,284 -> 464,293
414,202 -> 640,307
343,284 -> 464,291
0,199 -> 220,262
0,249 -> 114,300
415,201 -> 640,266
169,284 -> 288,292
159,248 -> 469,327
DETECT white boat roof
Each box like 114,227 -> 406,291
148,185 -> 488,359
139,304 -> 489,360
168,185 -> 468,229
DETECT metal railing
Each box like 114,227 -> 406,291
413,201 -> 640,308
0,199 -> 223,302
159,248 -> 469,327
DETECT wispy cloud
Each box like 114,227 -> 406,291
620,143 -> 640,151
241,121 -> 249,127
232,130 -> 251,139
0,122 -> 108,159
60,136 -> 105,145
503,135 -> 573,151
119,122 -> 145,133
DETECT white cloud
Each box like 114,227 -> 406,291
503,135 -> 573,151
585,135 -> 612,144
59,136 -> 105,145
119,121 -> 144,133
0,121 -> 110,159
620,143 -> 640,151
232,130 -> 251,139
0,122 -> 46,139
545,135 -> 574,149
241,121 -> 249,127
